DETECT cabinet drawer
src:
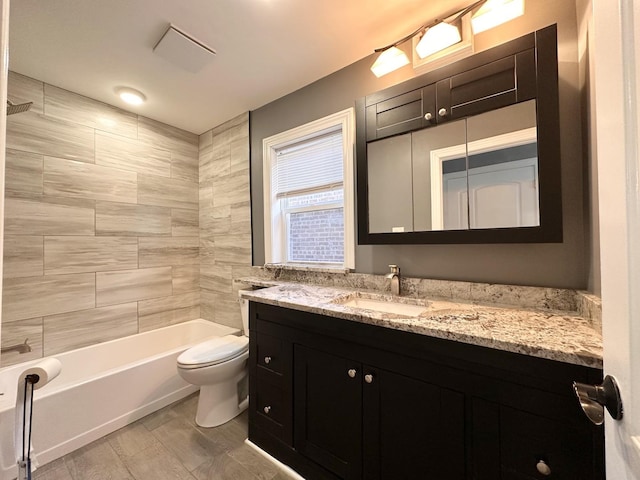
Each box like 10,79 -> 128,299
254,377 -> 286,438
256,332 -> 283,374
500,407 -> 594,479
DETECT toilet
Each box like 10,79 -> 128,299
177,291 -> 250,427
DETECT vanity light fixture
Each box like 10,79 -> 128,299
471,0 -> 525,34
369,0 -> 525,77
415,21 -> 462,59
116,87 -> 146,106
370,46 -> 410,78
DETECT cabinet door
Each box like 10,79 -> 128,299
437,50 -> 536,122
366,84 -> 435,141
294,345 -> 363,480
362,367 -> 465,480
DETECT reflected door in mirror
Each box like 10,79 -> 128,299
430,100 -> 539,230
465,101 -> 538,229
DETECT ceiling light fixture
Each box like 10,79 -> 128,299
370,0 -> 525,77
116,87 -> 146,106
471,0 -> 525,34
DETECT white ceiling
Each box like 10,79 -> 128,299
8,0 -> 467,134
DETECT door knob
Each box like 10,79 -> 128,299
573,375 -> 623,425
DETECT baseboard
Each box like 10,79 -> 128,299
245,439 -> 305,480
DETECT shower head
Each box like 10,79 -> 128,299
7,99 -> 33,115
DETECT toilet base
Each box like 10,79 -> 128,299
195,369 -> 248,427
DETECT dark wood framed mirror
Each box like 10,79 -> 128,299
356,24 -> 561,244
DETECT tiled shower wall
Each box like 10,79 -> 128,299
198,113 -> 254,330
1,72 -> 200,367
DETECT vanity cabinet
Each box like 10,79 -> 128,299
248,302 -> 604,480
294,345 -> 465,480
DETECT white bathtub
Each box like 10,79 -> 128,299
0,319 -> 239,480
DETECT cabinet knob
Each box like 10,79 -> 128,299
264,356 -> 272,364
263,406 -> 271,414
438,108 -> 448,117
424,112 -> 433,121
536,460 -> 551,476
347,369 -> 357,378
364,374 -> 374,384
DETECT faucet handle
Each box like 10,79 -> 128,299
388,264 -> 400,274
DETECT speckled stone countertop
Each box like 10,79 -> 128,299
239,281 -> 603,369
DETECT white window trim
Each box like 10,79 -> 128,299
263,108 -> 355,269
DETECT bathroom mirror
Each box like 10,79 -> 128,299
357,25 -> 562,244
368,101 -> 537,234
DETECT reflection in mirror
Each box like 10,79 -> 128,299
466,100 -> 538,229
367,133 -> 413,233
412,120 -> 467,231
366,100 -> 538,235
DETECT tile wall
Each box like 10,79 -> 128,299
198,113 -> 254,330
1,72 -> 201,366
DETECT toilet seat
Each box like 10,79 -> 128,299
177,335 -> 249,369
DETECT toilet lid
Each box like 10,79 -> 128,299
177,335 -> 249,368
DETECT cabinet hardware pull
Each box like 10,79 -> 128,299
263,406 -> 271,414
264,356 -> 272,364
536,460 -> 551,476
348,369 -> 357,378
424,112 -> 433,121
364,374 -> 374,384
438,108 -> 448,117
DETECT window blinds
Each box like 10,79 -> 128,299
274,129 -> 343,198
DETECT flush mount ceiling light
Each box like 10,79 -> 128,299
116,87 -> 146,106
471,0 -> 525,34
370,0 -> 525,77
416,21 -> 462,59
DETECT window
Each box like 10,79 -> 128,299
263,108 -> 355,269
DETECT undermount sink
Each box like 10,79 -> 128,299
334,294 -> 429,317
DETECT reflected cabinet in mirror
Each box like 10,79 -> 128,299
356,25 -> 561,244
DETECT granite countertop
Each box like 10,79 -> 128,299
239,280 -> 603,369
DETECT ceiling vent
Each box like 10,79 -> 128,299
153,25 -> 216,73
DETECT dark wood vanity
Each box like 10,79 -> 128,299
248,302 -> 604,480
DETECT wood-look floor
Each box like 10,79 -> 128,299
33,393 -> 295,480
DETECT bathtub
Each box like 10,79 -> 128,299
0,319 -> 239,480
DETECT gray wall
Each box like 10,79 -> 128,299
576,0 -> 600,295
251,0 -> 587,289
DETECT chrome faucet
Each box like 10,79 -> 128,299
1,338 -> 32,355
386,264 -> 401,296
